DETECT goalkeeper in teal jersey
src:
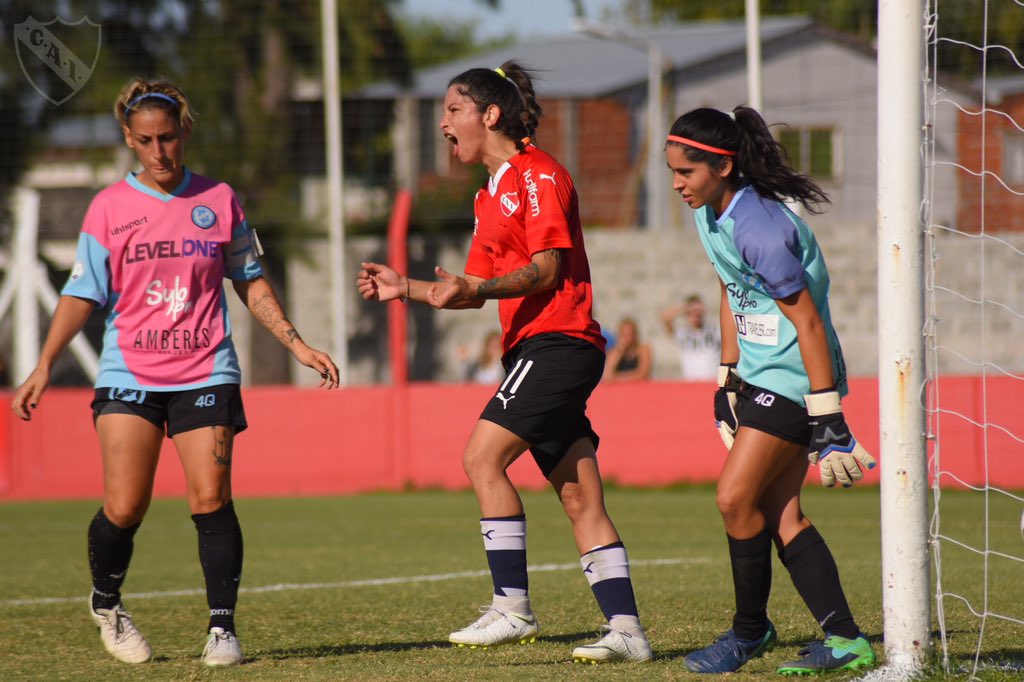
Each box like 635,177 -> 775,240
664,106 -> 877,676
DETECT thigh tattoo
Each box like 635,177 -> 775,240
211,426 -> 234,467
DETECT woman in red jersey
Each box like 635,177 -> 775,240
357,61 -> 651,664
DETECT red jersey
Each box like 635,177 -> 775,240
465,145 -> 605,354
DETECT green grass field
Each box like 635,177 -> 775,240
2,487 -> 1022,680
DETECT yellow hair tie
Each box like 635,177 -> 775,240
494,67 -> 506,79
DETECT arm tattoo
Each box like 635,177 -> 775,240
251,290 -> 300,344
476,249 -> 560,299
250,291 -> 281,327
543,248 -> 562,269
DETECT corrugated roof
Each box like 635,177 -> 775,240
359,16 -> 815,99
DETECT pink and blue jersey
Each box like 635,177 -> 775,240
63,169 -> 263,390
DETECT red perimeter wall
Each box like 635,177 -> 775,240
0,377 -> 1020,501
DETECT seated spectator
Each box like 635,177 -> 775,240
603,317 -> 652,382
464,330 -> 505,384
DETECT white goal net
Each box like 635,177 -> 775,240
924,0 -> 1024,677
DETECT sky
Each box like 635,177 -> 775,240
399,0 -> 626,41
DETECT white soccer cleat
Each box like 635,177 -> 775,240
201,627 -> 243,667
90,600 -> 152,664
448,605 -> 540,648
572,625 -> 653,664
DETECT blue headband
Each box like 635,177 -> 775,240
125,92 -> 179,113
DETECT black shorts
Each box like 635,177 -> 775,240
480,333 -> 603,478
91,384 -> 248,438
735,381 -> 811,446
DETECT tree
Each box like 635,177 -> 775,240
623,0 -> 1022,77
0,0 -> 201,231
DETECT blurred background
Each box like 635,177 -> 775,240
1,0 -> 1021,388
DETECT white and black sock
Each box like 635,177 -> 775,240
480,515 -> 528,599
580,542 -> 641,631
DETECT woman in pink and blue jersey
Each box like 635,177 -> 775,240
11,78 -> 338,667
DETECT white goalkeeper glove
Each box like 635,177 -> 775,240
714,364 -> 740,450
805,390 -> 877,488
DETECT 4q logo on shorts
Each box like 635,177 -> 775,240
14,16 -> 101,105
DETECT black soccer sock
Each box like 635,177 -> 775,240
728,528 -> 773,640
480,515 -> 528,597
780,525 -> 859,639
193,501 -> 243,633
581,541 -> 640,621
88,508 -> 140,611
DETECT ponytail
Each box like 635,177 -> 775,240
666,106 -> 829,213
448,60 -> 542,151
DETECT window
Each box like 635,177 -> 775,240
778,127 -> 837,181
1004,133 -> 1024,184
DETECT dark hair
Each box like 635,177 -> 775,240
448,60 -> 542,152
666,106 -> 829,213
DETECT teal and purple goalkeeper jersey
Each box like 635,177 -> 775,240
63,169 -> 263,390
693,185 -> 847,405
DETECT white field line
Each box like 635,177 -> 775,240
4,557 -> 707,607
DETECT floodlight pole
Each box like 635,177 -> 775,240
744,0 -> 763,110
12,188 -> 40,383
574,22 -> 667,230
646,40 -> 665,230
321,0 -> 348,383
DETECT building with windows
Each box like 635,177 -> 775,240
957,76 -> 1024,233
355,16 -> 963,231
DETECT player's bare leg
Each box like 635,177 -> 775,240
549,438 -> 652,663
449,420 -> 539,648
88,414 -> 162,664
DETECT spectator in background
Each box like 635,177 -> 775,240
661,293 -> 720,381
603,317 -> 652,382
464,330 -> 505,384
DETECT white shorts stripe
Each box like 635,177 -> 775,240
499,358 -> 523,392
508,359 -> 534,394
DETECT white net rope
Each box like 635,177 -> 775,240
924,0 -> 1024,678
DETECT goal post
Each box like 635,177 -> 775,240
876,0 -> 932,671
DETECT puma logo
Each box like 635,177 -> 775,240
496,392 -> 515,409
539,172 -> 557,185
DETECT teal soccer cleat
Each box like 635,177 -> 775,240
776,634 -> 876,675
